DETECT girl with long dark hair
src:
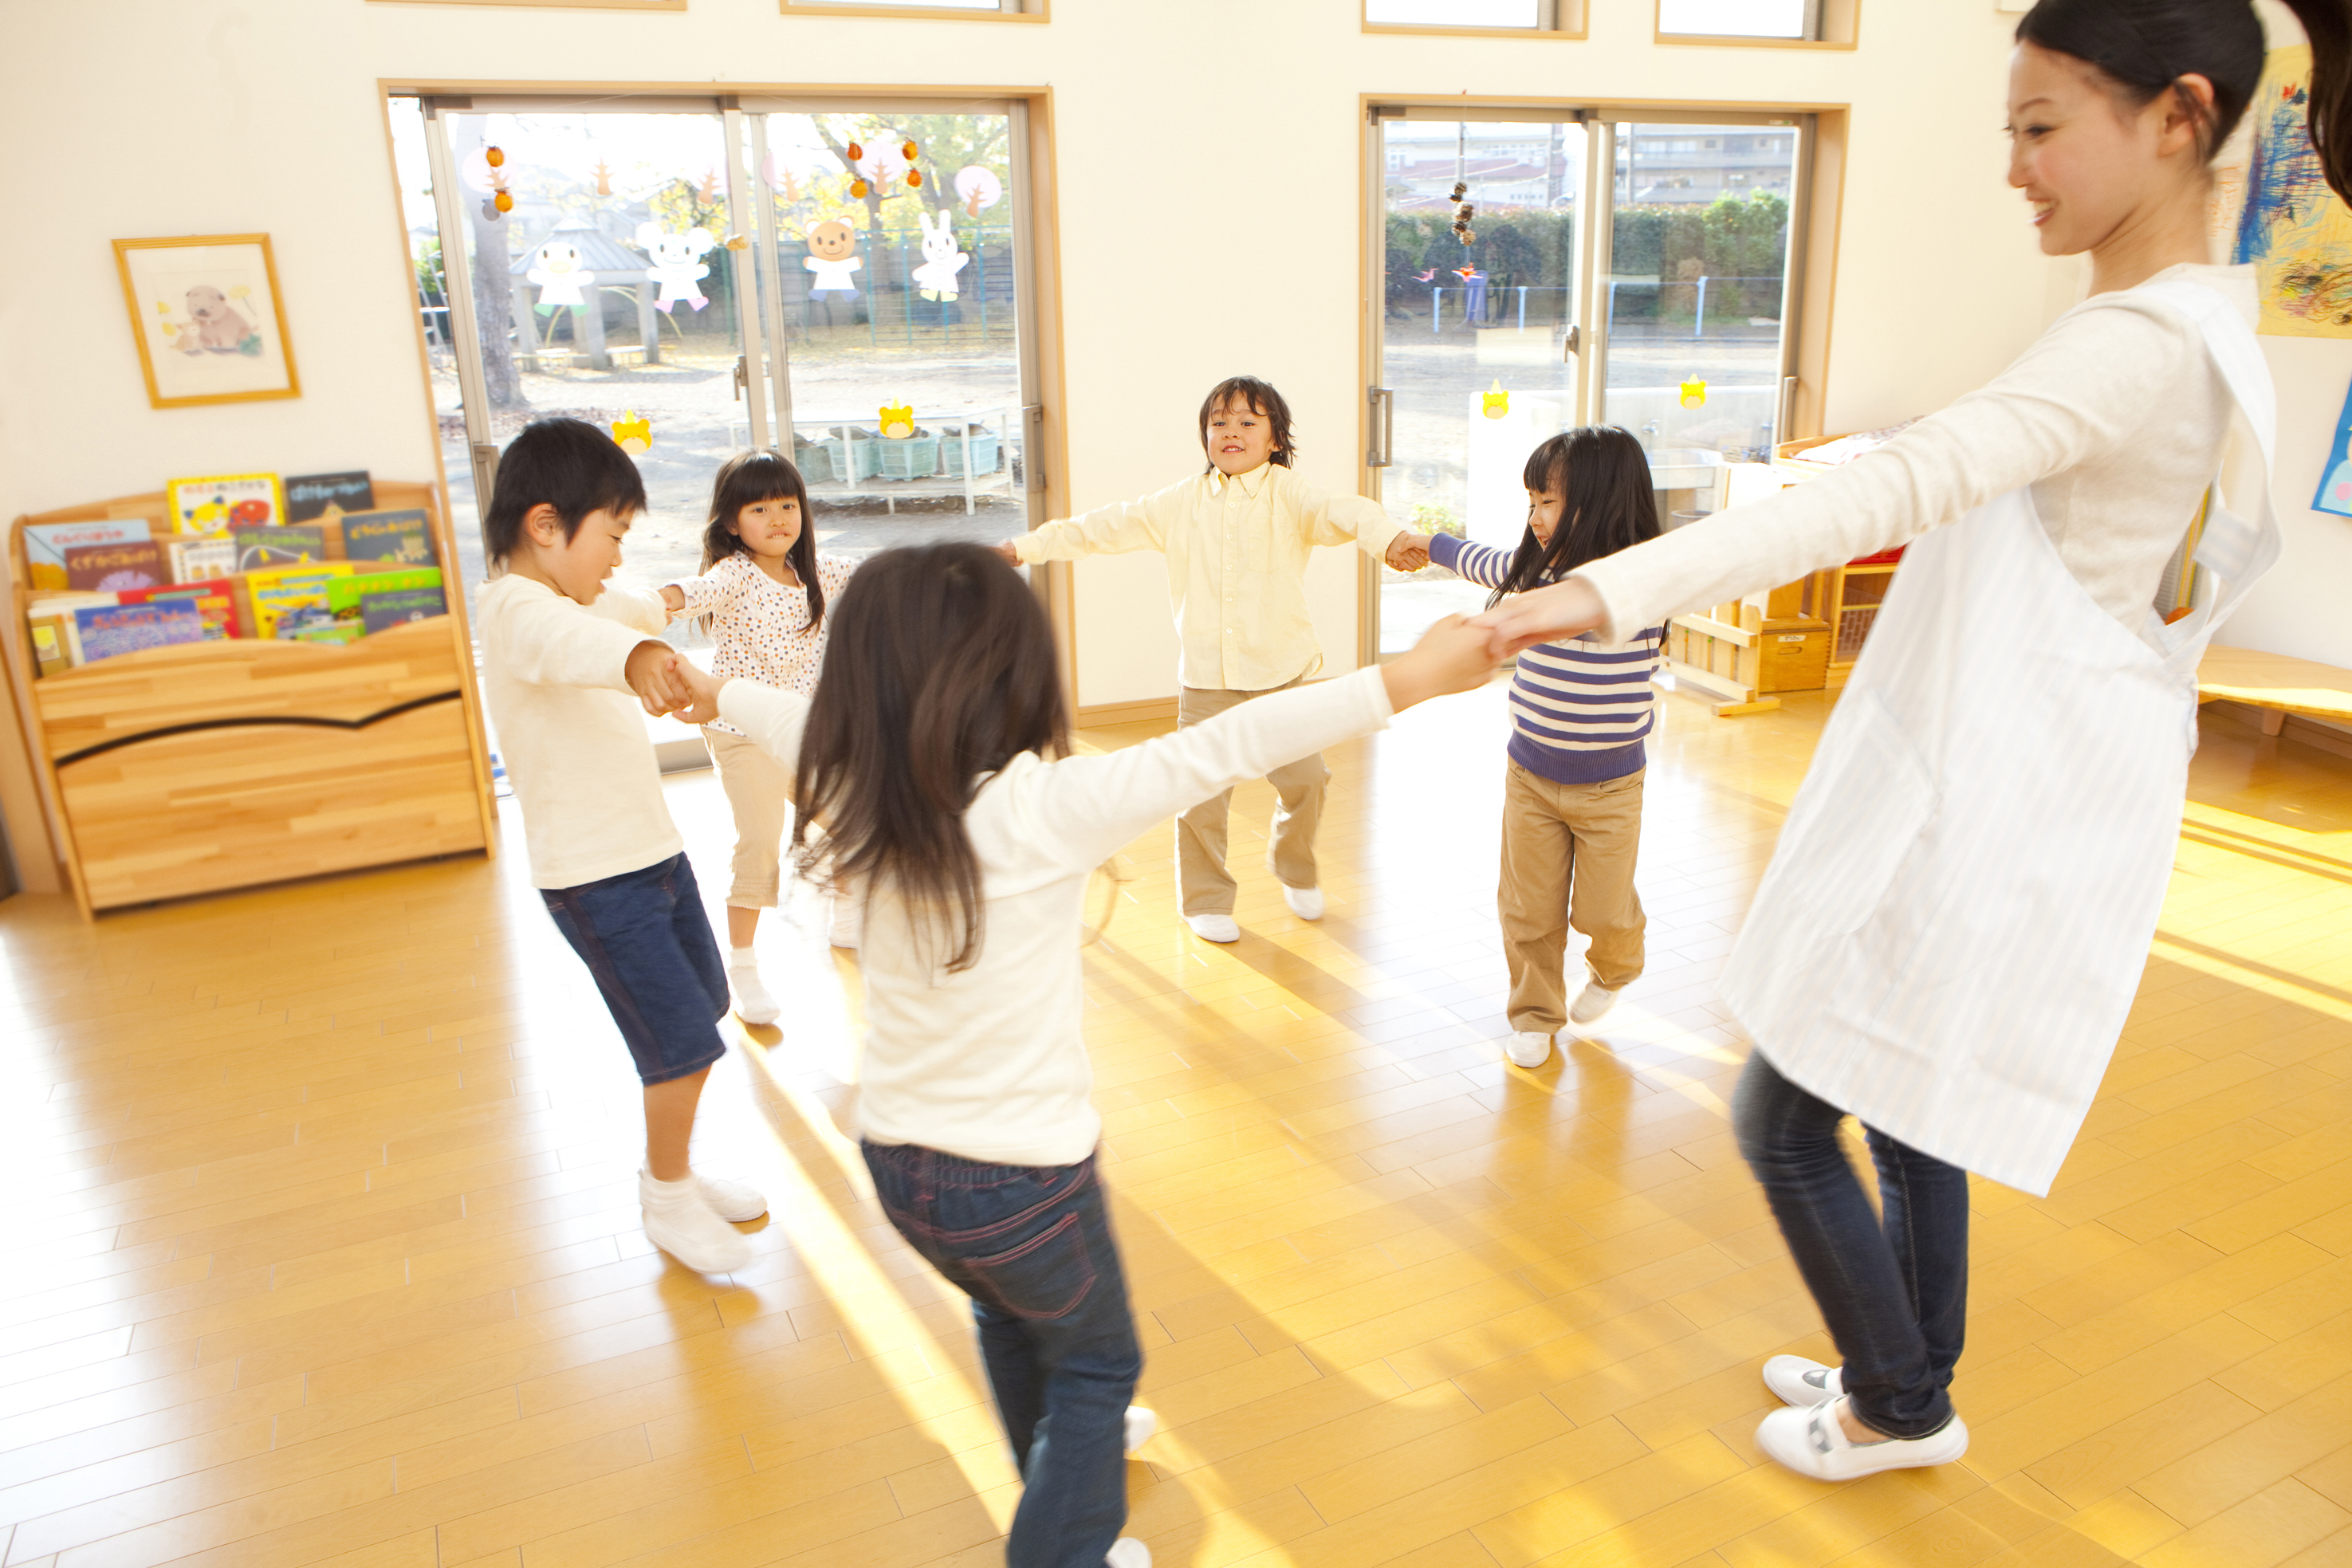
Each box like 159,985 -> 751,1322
659,451 -> 859,1019
1480,0 -> 2347,1481
1404,426 -> 1665,1070
666,544 -> 1499,1566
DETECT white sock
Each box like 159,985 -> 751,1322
729,945 -> 757,966
643,1170 -> 698,1205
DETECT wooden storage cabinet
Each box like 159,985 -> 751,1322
8,484 -> 498,916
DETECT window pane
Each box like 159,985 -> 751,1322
1658,0 -> 1809,37
1367,0 -> 1540,26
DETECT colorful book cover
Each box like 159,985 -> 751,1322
28,613 -> 76,674
64,540 -> 167,593
336,508 -> 438,567
292,623 -> 364,645
167,536 -> 238,584
359,588 -> 450,635
245,564 -> 354,640
166,474 -> 284,536
24,521 -> 145,591
71,600 -> 206,663
122,579 -> 242,640
285,471 -> 374,522
326,568 -> 443,619
234,526 -> 325,572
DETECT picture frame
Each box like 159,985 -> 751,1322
114,234 -> 301,409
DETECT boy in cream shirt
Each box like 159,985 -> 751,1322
474,418 -> 766,1275
994,376 -> 1428,942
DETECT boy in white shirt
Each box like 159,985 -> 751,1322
474,418 -> 767,1275
994,376 -> 1429,943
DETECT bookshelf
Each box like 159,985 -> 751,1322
6,481 -> 497,917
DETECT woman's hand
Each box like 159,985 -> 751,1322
670,656 -> 727,726
1380,613 -> 1503,712
1469,577 -> 1609,656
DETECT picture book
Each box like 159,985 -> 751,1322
167,536 -> 238,584
72,600 -> 206,663
121,579 -> 242,640
234,526 -> 326,572
27,611 -> 77,674
326,568 -> 442,619
64,540 -> 167,593
285,471 -> 374,522
24,521 -> 146,591
166,474 -> 285,536
336,508 -> 438,567
359,588 -> 450,635
244,564 -> 354,640
292,623 -> 364,646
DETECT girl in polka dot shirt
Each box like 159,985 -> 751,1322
661,451 -> 859,1023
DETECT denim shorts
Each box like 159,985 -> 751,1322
541,852 -> 729,1086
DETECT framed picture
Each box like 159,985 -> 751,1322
114,234 -> 301,409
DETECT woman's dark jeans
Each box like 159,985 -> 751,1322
863,1142 -> 1139,1567
1732,1050 -> 1969,1439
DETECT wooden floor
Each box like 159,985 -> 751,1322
4,678 -> 2350,1568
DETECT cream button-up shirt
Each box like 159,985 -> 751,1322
1010,462 -> 1402,692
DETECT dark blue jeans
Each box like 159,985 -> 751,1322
1732,1049 -> 1969,1439
541,853 -> 729,1086
863,1143 -> 1139,1568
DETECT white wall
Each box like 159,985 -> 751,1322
0,0 -> 2176,715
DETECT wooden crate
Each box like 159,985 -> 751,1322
6,483 -> 497,917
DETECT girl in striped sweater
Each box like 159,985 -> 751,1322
1414,426 -> 1664,1069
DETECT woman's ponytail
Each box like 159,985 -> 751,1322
2279,0 -> 2352,204
2017,0 -> 2352,203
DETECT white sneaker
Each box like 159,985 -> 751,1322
1568,981 -> 1620,1026
696,1173 -> 769,1223
1106,1540 -> 1151,1568
1755,1396 -> 1968,1481
729,961 -> 780,1025
1124,1405 -> 1156,1456
1504,1031 -> 1553,1068
1762,1354 -> 1843,1406
640,1173 -> 752,1272
830,892 -> 862,949
1185,913 -> 1241,943
1281,884 -> 1324,921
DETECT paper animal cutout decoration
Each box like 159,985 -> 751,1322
527,242 -> 594,308
635,223 -> 715,312
804,221 -> 863,299
954,166 -> 1003,218
170,285 -> 262,356
912,211 -> 969,302
612,412 -> 651,454
1679,376 -> 1708,409
878,403 -> 915,440
1481,380 -> 1509,419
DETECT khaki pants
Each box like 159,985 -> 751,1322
1499,760 -> 1646,1034
706,728 -> 793,910
1175,681 -> 1327,917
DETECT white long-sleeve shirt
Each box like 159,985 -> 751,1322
718,666 -> 1396,1166
477,574 -> 678,890
1009,462 -> 1403,691
1579,263 -> 2257,645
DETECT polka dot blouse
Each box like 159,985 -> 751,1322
675,550 -> 859,734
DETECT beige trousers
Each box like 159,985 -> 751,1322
1498,760 -> 1646,1034
1174,681 -> 1327,917
706,728 -> 793,909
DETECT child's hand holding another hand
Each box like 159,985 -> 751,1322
625,640 -> 696,717
1384,532 -> 1432,572
669,656 -> 727,726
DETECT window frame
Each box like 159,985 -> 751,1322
1655,0 -> 1858,51
1362,0 -> 1587,42
778,0 -> 1045,19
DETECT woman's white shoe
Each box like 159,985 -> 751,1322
1754,1396 -> 1967,1481
1762,1354 -> 1843,1406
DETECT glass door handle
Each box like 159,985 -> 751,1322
1022,404 -> 1046,493
734,356 -> 749,402
1563,324 -> 1581,360
1367,386 -> 1394,468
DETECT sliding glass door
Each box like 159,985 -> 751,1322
1366,104 -> 1809,657
388,92 -> 1040,636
